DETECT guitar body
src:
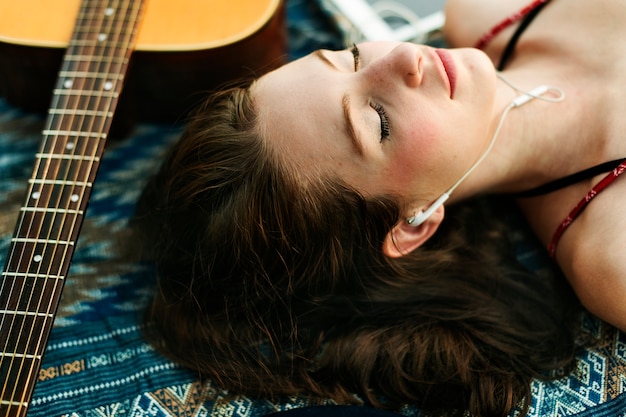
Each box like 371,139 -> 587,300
0,0 -> 287,128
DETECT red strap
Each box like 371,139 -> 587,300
474,0 -> 551,50
548,161 -> 626,257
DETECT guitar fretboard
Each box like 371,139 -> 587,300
0,1 -> 146,415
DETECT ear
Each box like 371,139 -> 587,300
382,205 -> 445,258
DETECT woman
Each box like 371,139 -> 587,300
133,0 -> 624,415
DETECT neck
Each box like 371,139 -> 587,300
449,67 -> 594,202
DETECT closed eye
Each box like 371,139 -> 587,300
350,43 -> 360,71
372,102 -> 390,142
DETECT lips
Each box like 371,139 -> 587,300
435,49 -> 456,99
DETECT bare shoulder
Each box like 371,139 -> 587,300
444,0 -> 533,48
556,178 -> 626,331
445,0 -> 626,51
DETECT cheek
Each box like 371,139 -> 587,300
389,123 -> 441,185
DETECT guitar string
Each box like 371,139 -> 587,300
20,0 -> 113,401
0,0 -> 93,396
1,0 -> 144,408
22,0 -> 146,403
8,0 -> 140,406
0,1 -> 98,401
19,0 -> 142,404
1,0 -> 108,405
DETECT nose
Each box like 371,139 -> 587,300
364,43 -> 423,88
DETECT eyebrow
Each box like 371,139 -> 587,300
313,49 -> 338,70
342,94 -> 364,156
313,49 -> 364,156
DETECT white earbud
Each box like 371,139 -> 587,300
407,193 -> 449,227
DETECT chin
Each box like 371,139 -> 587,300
451,48 -> 497,103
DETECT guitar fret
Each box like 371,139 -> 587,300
0,401 -> 30,417
0,351 -> 39,409
1,272 -> 64,317
45,116 -> 113,139
29,179 -> 93,187
36,153 -> 100,162
77,5 -> 140,16
11,238 -> 74,247
15,195 -> 83,243
48,109 -> 113,118
69,38 -> 134,47
30,181 -> 90,200
20,207 -> 83,215
3,242 -> 73,278
42,129 -> 107,139
64,55 -> 129,65
72,18 -> 138,27
0,284 -> 60,353
0,399 -> 29,407
0,310 -> 55,319
1,272 -> 65,280
0,353 -> 41,360
53,89 -> 119,99
0,398 -> 30,417
58,70 -> 124,80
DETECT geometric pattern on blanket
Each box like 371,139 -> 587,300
1,1 -> 625,416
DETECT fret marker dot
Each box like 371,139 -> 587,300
98,33 -> 107,42
34,255 -> 42,263
71,194 -> 80,203
66,142 -> 75,150
103,81 -> 113,91
64,79 -> 73,89
32,191 -> 41,200
105,8 -> 114,16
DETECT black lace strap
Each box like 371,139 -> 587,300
497,0 -> 552,71
515,158 -> 626,197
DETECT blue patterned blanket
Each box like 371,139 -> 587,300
1,1 -> 625,416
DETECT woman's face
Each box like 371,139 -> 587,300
253,41 -> 498,209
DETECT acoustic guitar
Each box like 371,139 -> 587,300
0,1 -> 286,416
0,0 -> 287,127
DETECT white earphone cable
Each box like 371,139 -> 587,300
406,73 -> 565,226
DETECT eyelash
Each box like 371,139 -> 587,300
372,102 -> 390,141
351,44 -> 390,142
350,43 -> 360,71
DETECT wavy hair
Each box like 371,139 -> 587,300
132,84 -> 586,417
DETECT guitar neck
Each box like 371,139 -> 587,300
0,1 -> 146,415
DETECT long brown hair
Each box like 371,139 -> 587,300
132,84 -> 585,417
